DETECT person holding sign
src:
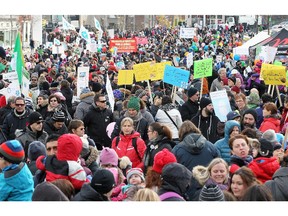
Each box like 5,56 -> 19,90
179,87 -> 200,121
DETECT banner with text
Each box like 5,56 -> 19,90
163,65 -> 189,88
109,39 -> 137,53
194,58 -> 213,79
179,27 -> 196,39
261,63 -> 286,85
135,37 -> 149,45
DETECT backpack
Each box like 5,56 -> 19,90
159,192 -> 185,201
115,136 -> 142,161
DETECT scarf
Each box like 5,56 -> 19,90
160,103 -> 177,112
230,154 -> 253,166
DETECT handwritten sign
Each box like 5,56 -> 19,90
261,63 -> 286,85
194,58 -> 213,79
179,27 -> 196,39
186,53 -> 193,69
133,62 -> 152,82
163,65 -> 190,88
210,90 -> 232,122
150,61 -> 172,81
118,70 -> 134,85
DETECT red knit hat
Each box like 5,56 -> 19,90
0,140 -> 24,164
231,86 -> 240,94
152,149 -> 177,174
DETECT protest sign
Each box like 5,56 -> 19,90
150,61 -> 172,81
135,37 -> 148,45
118,70 -> 134,85
210,90 -> 232,122
109,39 -> 137,53
179,28 -> 196,39
77,67 -> 89,99
163,65 -> 189,88
193,58 -> 213,79
133,62 -> 152,81
261,63 -> 286,85
186,53 -> 193,69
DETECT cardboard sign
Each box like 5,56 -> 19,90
261,63 -> 286,85
163,65 -> 189,88
118,70 -> 134,85
210,90 -> 232,122
194,58 -> 213,79
109,39 -> 137,53
150,61 -> 172,81
133,62 -> 152,81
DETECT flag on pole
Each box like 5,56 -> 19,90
62,16 -> 76,31
9,32 -> 25,87
53,38 -> 61,46
94,17 -> 102,31
79,26 -> 91,43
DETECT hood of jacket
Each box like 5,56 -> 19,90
224,120 -> 241,140
119,131 -> 141,143
271,167 -> 288,198
180,133 -> 206,154
80,92 -> 95,101
57,134 -> 83,161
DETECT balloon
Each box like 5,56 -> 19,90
234,54 -> 240,61
241,61 -> 246,67
238,42 -> 242,46
97,47 -> 102,53
204,45 -> 209,51
274,61 -> 282,66
201,43 -> 205,47
106,122 -> 116,139
110,48 -> 114,52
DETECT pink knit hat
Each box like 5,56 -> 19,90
100,147 -> 119,167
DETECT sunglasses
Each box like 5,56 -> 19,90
98,100 -> 106,103
15,104 -> 25,107
36,121 -> 43,125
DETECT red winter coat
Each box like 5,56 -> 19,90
111,131 -> 146,170
248,157 -> 280,183
259,117 -> 280,133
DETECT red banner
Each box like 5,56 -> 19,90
135,37 -> 148,45
109,39 -> 137,53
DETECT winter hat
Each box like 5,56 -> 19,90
29,111 -> 44,125
50,82 -> 59,88
228,76 -> 236,85
226,111 -> 241,121
91,168 -> 116,194
100,147 -> 119,167
262,129 -> 278,145
230,69 -> 238,75
0,140 -> 25,164
187,87 -> 198,98
152,149 -> 177,174
243,108 -> 258,122
200,97 -> 212,110
91,82 -> 102,92
259,138 -> 274,158
135,89 -> 146,99
80,134 -> 89,157
231,86 -> 240,93
0,46 -> 6,59
52,111 -> 66,122
113,89 -> 124,100
247,92 -> 260,108
54,92 -> 66,101
127,96 -> 140,111
126,168 -> 145,182
28,141 -> 46,161
199,184 -> 225,201
106,167 -> 119,185
273,143 -> 282,151
80,87 -> 91,95
32,182 -> 69,201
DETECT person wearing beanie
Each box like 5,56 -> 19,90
83,93 -> 114,150
0,140 -> 34,201
135,88 -> 147,101
199,184 -> 225,201
226,110 -> 241,122
43,110 -> 68,136
158,163 -> 192,201
152,149 -> 177,174
72,168 -> 115,201
0,46 -> 6,60
90,82 -> 103,94
36,134 -> 89,191
127,96 -> 140,112
215,120 -> 241,164
27,141 -> 47,175
1,96 -> 32,141
100,147 -> 119,167
15,111 -> 48,161
74,87 -> 95,121
259,102 -> 281,133
241,108 -> 262,139
32,181 -> 69,201
179,86 -> 200,121
191,96 -> 221,144
248,138 -> 280,183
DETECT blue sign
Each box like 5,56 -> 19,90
163,65 -> 190,88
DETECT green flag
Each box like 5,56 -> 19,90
9,32 -> 25,86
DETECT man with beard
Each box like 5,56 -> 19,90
241,108 -> 262,139
191,97 -> 221,144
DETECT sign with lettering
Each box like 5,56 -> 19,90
261,63 -> 286,85
210,90 -> 232,122
133,62 -> 152,81
163,65 -> 189,88
193,58 -> 213,79
118,70 -> 134,85
109,39 -> 137,53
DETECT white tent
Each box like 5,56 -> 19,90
233,31 -> 270,56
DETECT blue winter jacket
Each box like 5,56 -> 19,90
214,120 -> 241,165
0,162 -> 34,201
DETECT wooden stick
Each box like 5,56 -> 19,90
271,85 -> 275,97
200,77 -> 204,98
146,80 -> 153,105
275,85 -> 282,107
172,86 -> 177,104
267,85 -> 271,95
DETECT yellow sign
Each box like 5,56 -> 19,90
261,63 -> 286,85
133,62 -> 152,82
118,70 -> 134,85
151,61 -> 172,81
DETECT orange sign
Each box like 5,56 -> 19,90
109,39 -> 137,53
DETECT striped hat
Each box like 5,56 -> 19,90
199,184 -> 225,201
0,140 -> 25,164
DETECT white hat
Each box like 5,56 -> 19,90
231,69 -> 238,75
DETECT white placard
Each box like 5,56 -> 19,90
52,45 -> 64,54
77,66 -> 90,99
179,27 -> 196,39
210,90 -> 232,122
106,74 -> 115,112
0,80 -> 21,99
258,46 -> 278,63
108,29 -> 115,39
186,53 -> 193,69
2,71 -> 18,82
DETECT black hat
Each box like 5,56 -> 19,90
243,108 -> 257,122
259,138 -> 274,158
226,111 -> 241,121
29,111 -> 44,125
200,97 -> 212,110
228,76 -> 236,85
91,82 -> 102,92
199,184 -> 225,201
91,168 -> 115,194
0,46 -> 6,59
187,87 -> 198,98
52,111 -> 66,122
28,141 -> 47,161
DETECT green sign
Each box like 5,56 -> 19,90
193,58 -> 213,79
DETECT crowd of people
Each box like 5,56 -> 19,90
0,21 -> 288,202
